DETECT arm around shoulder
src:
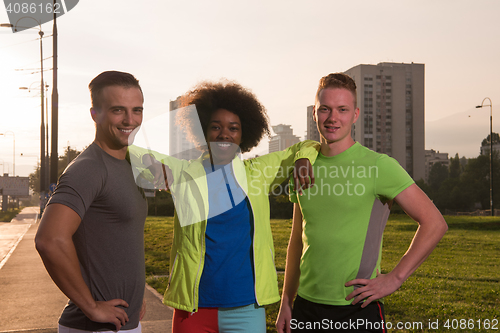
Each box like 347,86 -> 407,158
128,145 -> 185,190
258,140 -> 319,167
253,140 -> 319,188
292,140 -> 321,164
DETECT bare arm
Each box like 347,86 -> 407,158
345,183 -> 448,307
276,203 -> 303,333
35,203 -> 130,330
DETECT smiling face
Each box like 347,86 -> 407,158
314,87 -> 359,156
205,108 -> 242,165
91,85 -> 144,159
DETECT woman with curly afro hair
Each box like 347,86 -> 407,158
131,80 -> 320,332
177,80 -> 270,157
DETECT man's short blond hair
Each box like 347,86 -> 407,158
316,73 -> 357,108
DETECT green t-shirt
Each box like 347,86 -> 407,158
290,142 -> 414,305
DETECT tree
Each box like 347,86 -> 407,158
449,153 -> 462,179
434,177 -> 468,211
58,146 -> 82,176
459,155 -> 490,210
147,190 -> 175,216
481,132 -> 500,147
28,162 -> 42,193
29,147 -> 83,193
428,151 -> 500,212
428,162 -> 449,193
269,192 -> 294,219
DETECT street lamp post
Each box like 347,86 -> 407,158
0,131 -> 15,177
50,5 -> 59,189
20,83 -> 50,194
476,98 -> 494,216
2,17 -> 47,210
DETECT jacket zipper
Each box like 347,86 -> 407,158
232,161 -> 260,306
192,217 -> 206,312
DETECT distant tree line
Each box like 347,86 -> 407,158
419,133 -> 500,213
29,146 -> 83,193
147,181 -> 294,219
29,147 -> 295,218
149,152 -> 500,217
31,137 -> 499,217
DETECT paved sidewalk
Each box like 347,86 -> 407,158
0,207 -> 173,333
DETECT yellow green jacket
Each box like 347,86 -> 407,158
129,140 -> 319,311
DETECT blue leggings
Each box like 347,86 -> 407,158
173,303 -> 266,333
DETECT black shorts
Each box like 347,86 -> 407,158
291,295 -> 387,332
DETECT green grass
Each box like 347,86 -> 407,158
144,215 -> 499,332
381,215 -> 499,333
0,208 -> 20,222
144,216 -> 174,277
270,219 -> 293,271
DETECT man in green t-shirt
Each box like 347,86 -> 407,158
276,73 -> 448,332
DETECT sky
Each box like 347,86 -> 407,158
0,0 -> 499,177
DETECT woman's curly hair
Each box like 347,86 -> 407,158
176,80 -> 270,153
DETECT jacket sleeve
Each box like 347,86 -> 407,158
246,140 -> 320,190
128,145 -> 187,190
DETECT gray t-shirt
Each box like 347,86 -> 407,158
47,143 -> 148,331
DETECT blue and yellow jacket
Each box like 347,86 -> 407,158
129,140 -> 319,311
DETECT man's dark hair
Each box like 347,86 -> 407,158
89,71 -> 143,110
178,80 -> 270,153
316,73 -> 357,108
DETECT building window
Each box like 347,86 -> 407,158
364,138 -> 373,148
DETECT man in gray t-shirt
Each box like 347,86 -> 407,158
35,71 -> 148,332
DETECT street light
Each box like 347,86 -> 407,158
0,131 -> 16,176
20,83 -> 50,191
476,97 -> 494,216
51,6 -> 59,189
2,17 -> 46,203
3,6 -> 59,202
5,3 -> 61,190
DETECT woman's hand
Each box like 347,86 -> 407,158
293,158 -> 315,196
